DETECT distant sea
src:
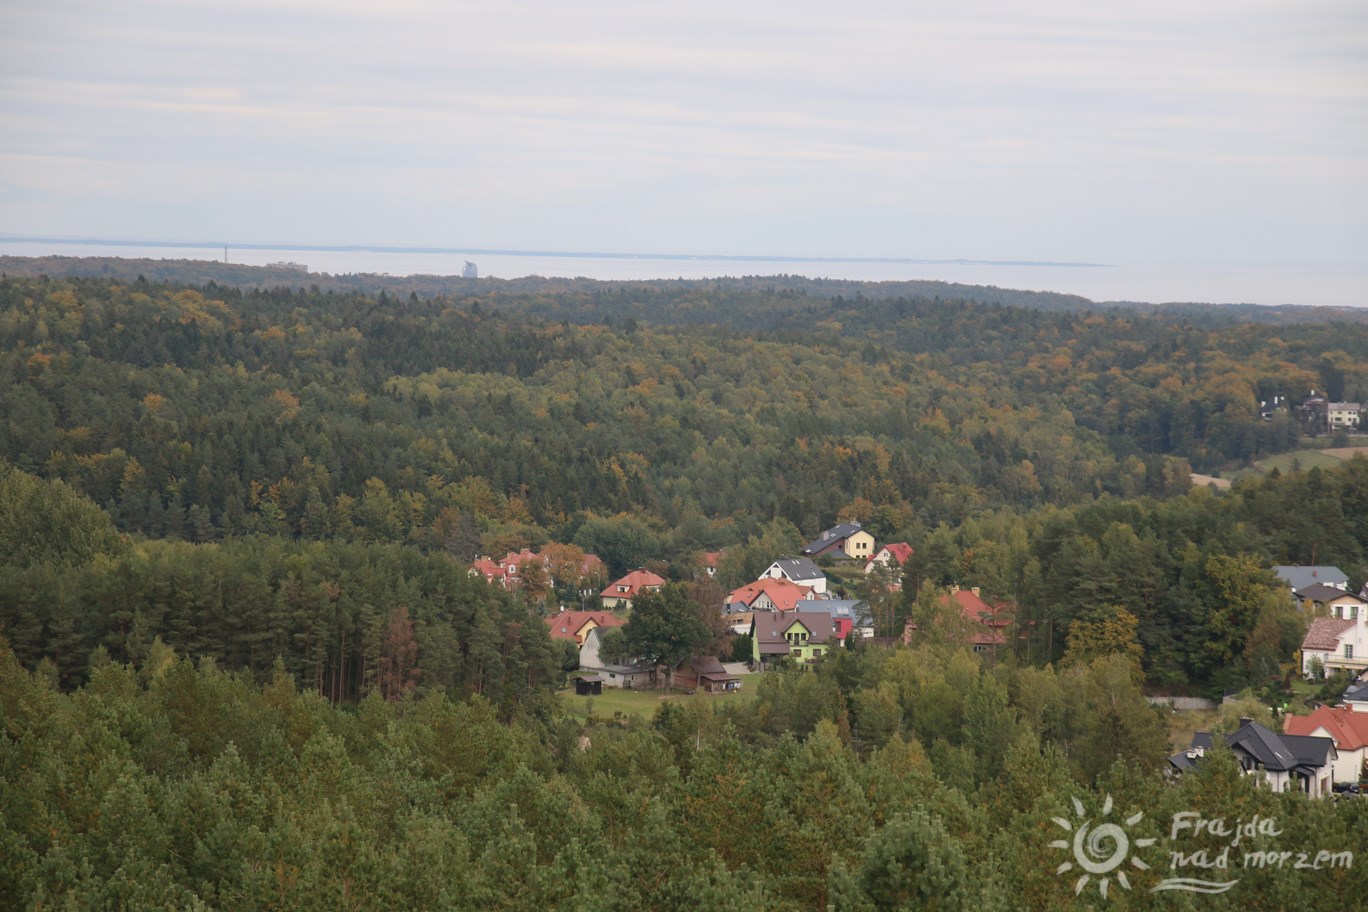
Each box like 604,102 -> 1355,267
1,238 -> 1363,309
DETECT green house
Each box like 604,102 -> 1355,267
751,610 -> 837,668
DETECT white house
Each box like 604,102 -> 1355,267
1170,720 -> 1336,797
1301,591 -> 1368,677
1285,706 -> 1368,784
761,557 -> 828,594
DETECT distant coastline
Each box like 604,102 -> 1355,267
0,235 -> 1111,269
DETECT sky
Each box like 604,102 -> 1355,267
1,0 -> 1365,268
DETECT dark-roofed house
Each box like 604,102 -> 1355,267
1344,679 -> 1368,711
673,655 -> 742,693
573,674 -> 604,696
1169,720 -> 1336,797
1274,565 -> 1349,594
761,557 -> 828,593
751,610 -> 839,667
801,521 -> 876,561
796,597 -> 874,641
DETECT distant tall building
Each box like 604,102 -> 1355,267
462,261 -> 478,279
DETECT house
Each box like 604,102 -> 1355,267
573,674 -> 604,696
801,521 -> 876,562
751,610 -> 839,667
1328,402 -> 1362,429
903,586 -> 1012,654
1343,679 -> 1368,712
796,597 -> 874,641
1169,720 -> 1336,797
1295,583 -> 1367,617
865,542 -> 914,575
725,610 -> 754,637
700,550 -> 723,578
1273,565 -> 1349,594
545,610 -> 625,646
1284,706 -> 1368,784
599,569 -> 666,611
726,577 -> 816,614
673,655 -> 742,693
761,557 -> 828,594
578,628 -> 654,689
1300,592 -> 1368,677
469,556 -> 507,587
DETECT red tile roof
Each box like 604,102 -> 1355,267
1285,705 -> 1368,751
544,610 -> 626,643
727,578 -> 814,612
601,569 -> 666,600
1303,617 -> 1356,651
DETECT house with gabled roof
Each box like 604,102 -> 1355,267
469,556 -> 507,587
726,577 -> 815,614
801,521 -> 876,562
599,569 -> 666,611
1285,706 -> 1368,784
1344,679 -> 1368,712
761,556 -> 827,594
1170,720 -> 1336,797
904,586 -> 1012,654
866,542 -> 914,574
1274,565 -> 1349,594
751,610 -> 839,667
673,655 -> 742,693
545,610 -> 625,646
796,597 -> 873,641
1301,592 -> 1368,677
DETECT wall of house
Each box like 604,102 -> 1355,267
842,531 -> 876,560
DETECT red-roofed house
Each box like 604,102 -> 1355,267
544,610 -> 626,646
469,556 -> 507,587
903,586 -> 1013,654
600,569 -> 666,610
1285,705 -> 1368,784
1302,609 -> 1367,678
726,577 -> 815,614
865,542 -> 914,574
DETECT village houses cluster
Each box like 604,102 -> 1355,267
1168,564 -> 1368,797
472,532 -> 1368,798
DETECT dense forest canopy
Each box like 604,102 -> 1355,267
2,261 -> 1368,909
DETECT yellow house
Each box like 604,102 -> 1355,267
802,521 -> 876,561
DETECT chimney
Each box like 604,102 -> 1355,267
971,586 -> 981,597
1238,717 -> 1253,728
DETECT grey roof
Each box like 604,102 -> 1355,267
802,522 -> 865,556
1343,681 -> 1368,704
1273,565 -> 1348,592
767,556 -> 825,582
1178,722 -> 1334,775
1296,582 -> 1361,603
752,610 -> 839,648
796,597 -> 872,627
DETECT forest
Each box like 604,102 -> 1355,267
2,263 -> 1368,909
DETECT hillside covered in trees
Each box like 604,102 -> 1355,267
3,263 -> 1368,909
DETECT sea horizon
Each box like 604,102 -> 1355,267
1,235 -> 1363,309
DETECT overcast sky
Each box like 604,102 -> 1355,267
1,0 -> 1364,266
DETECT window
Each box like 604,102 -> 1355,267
1348,645 -> 1355,659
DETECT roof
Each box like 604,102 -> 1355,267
802,521 -> 867,556
1302,617 -> 1355,651
600,569 -> 666,599
752,610 -> 838,651
545,610 -> 625,642
766,556 -> 825,582
675,655 -> 740,682
574,674 -> 604,684
1285,706 -> 1368,751
870,542 -> 914,566
1176,721 -> 1334,775
1296,583 -> 1363,604
796,598 -> 872,627
1273,565 -> 1349,592
1343,681 -> 1368,704
941,588 -> 1012,626
727,577 -> 814,613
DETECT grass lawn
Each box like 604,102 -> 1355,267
559,674 -> 760,721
